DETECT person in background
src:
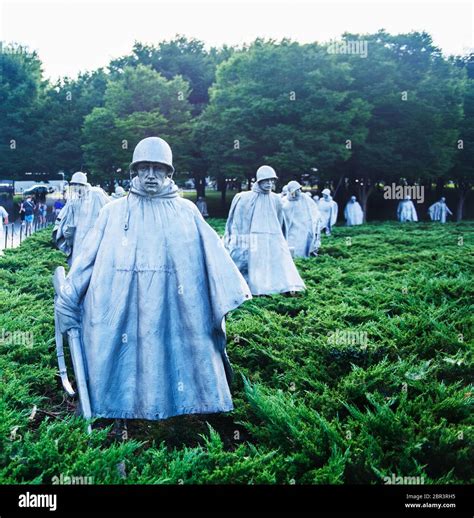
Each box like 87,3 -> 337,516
38,201 -> 48,225
0,204 -> 9,251
18,200 -> 26,226
54,198 -> 65,218
22,196 -> 36,235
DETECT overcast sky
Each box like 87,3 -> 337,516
0,0 -> 472,81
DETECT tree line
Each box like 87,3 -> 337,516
0,32 -> 472,219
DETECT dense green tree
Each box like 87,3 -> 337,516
1,34 -> 471,219
35,69 -> 108,176
451,54 -> 474,220
82,65 -> 193,189
109,36 -> 232,113
0,43 -> 46,179
333,31 -> 465,219
198,39 -> 370,205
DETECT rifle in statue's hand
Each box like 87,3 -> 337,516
53,266 -> 92,434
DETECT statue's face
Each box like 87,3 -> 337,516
290,189 -> 301,199
323,193 -> 330,201
136,162 -> 170,194
70,184 -> 87,198
259,179 -> 274,192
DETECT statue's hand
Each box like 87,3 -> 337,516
56,308 -> 81,333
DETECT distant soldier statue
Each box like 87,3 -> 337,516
428,197 -> 453,223
344,196 -> 364,226
52,172 -> 110,265
397,195 -> 418,222
111,185 -> 126,199
196,196 -> 209,218
282,180 -> 321,257
224,165 -> 305,295
318,188 -> 338,235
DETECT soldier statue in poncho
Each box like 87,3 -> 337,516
397,195 -> 418,222
54,137 -> 251,426
344,196 -> 364,226
224,165 -> 305,296
282,181 -> 321,257
52,171 -> 110,265
428,197 -> 453,224
317,188 -> 338,236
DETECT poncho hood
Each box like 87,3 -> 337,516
251,182 -> 272,195
123,176 -> 180,231
129,176 -> 179,199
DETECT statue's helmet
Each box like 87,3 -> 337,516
350,195 -> 356,201
115,186 -> 125,195
70,171 -> 88,185
256,165 -> 278,182
322,188 -> 331,196
287,180 -> 302,194
130,137 -> 174,173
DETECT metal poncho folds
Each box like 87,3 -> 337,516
318,196 -> 338,233
397,198 -> 418,222
428,198 -> 453,223
344,197 -> 364,226
282,182 -> 322,257
53,186 -> 110,265
224,182 -> 305,296
54,177 -> 252,420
